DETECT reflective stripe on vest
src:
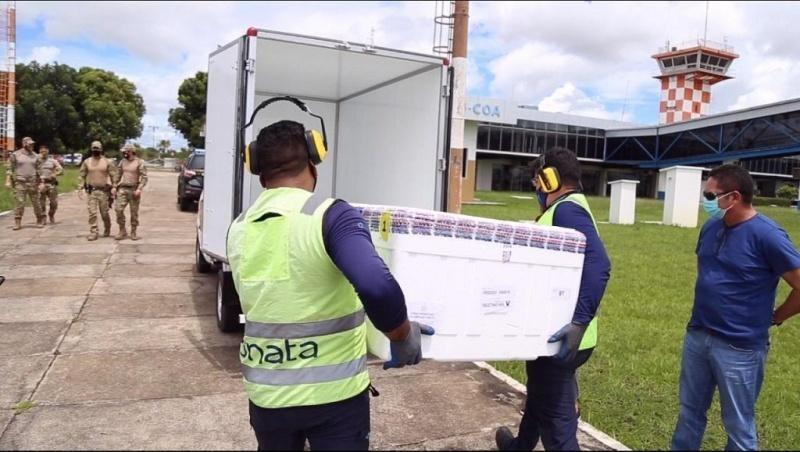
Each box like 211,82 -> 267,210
245,309 -> 365,339
242,355 -> 367,386
227,187 -> 369,409
537,193 -> 598,350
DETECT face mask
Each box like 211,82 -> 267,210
91,150 -> 101,156
536,190 -> 549,209
122,152 -> 131,159
702,193 -> 733,219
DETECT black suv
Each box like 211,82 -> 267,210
177,150 -> 205,211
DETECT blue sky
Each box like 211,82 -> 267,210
15,1 -> 800,149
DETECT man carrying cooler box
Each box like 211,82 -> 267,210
496,147 -> 612,451
226,111 -> 433,451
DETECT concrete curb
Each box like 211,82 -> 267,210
473,361 -> 631,451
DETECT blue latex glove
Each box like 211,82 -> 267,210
383,321 -> 435,370
547,321 -> 588,363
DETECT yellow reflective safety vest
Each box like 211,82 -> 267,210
537,193 -> 598,350
227,187 -> 369,408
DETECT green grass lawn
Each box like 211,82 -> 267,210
0,165 -> 81,212
463,191 -> 800,450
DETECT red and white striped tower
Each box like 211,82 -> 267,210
0,1 -> 15,160
653,40 -> 738,124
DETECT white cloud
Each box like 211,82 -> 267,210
538,82 -> 619,120
25,46 -> 61,64
15,0 -> 800,138
16,1 -> 438,147
475,1 -> 800,123
466,59 -> 485,92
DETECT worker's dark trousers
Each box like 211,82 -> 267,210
249,389 -> 370,451
511,348 -> 594,451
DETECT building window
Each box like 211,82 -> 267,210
477,126 -> 489,149
513,130 -> 525,152
489,127 -> 502,150
500,128 -> 513,151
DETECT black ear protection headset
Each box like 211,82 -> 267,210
534,153 -> 562,194
241,96 -> 328,175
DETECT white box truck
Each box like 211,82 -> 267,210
195,28 -> 453,332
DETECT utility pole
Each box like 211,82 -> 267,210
447,0 -> 468,213
148,125 -> 158,155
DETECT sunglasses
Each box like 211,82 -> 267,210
702,190 -> 735,201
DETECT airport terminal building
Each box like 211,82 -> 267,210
461,96 -> 800,200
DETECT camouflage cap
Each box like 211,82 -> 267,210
91,141 -> 103,150
22,137 -> 34,145
122,143 -> 135,152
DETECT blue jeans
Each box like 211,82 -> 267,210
671,328 -> 768,451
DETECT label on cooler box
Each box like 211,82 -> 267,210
480,287 -> 513,316
355,205 -> 586,254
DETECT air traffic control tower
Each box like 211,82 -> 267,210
653,40 -> 739,124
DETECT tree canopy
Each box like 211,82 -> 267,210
15,62 -> 145,154
168,71 -> 207,149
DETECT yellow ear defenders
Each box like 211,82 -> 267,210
535,154 -> 561,194
241,96 -> 329,174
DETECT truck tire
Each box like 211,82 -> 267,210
196,237 -> 213,274
216,269 -> 243,333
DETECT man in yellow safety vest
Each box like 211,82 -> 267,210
227,118 -> 433,451
496,147 -> 612,451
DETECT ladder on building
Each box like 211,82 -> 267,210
432,0 -> 455,59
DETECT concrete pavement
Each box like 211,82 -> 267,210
0,169 -> 623,450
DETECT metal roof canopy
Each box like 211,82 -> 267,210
251,29 -> 445,102
607,97 -> 800,138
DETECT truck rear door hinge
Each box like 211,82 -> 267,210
244,58 -> 256,74
437,158 -> 447,171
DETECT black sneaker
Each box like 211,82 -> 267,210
495,426 -> 516,451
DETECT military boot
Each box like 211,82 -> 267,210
36,217 -> 46,228
103,223 -> 111,238
130,227 -> 139,241
12,218 -> 21,230
115,227 -> 128,241
48,214 -> 55,224
87,232 -> 98,241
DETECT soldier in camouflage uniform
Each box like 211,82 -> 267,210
114,144 -> 148,241
38,145 -> 64,224
77,140 -> 118,241
5,137 -> 45,230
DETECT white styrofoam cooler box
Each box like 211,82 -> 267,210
354,204 -> 587,362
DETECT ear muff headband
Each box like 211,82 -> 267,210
242,96 -> 329,174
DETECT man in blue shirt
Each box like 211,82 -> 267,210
672,164 -> 800,451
